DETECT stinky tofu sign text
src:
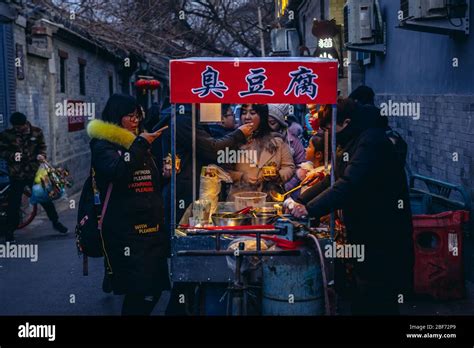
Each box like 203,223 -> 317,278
169,58 -> 338,104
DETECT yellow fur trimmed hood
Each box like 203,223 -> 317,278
87,119 -> 136,149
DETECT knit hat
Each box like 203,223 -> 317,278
268,104 -> 289,128
10,112 -> 27,126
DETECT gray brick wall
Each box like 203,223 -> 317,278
374,94 -> 474,210
52,38 -> 119,193
14,25 -> 51,153
13,23 -> 120,194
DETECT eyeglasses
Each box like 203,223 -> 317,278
124,112 -> 142,122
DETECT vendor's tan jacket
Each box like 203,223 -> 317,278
227,135 -> 295,198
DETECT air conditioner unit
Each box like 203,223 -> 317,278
270,28 -> 300,57
344,0 -> 375,45
408,0 -> 447,19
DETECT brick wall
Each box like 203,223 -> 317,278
52,38 -> 119,193
374,94 -> 474,281
13,22 -> 120,194
14,24 -> 52,155
374,94 -> 474,209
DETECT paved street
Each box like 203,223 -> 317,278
1,195 -> 473,316
401,282 -> 474,315
0,194 -> 169,316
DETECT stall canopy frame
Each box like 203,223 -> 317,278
168,57 -> 338,238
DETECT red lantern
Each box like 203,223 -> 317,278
148,80 -> 160,90
135,79 -> 149,89
135,79 -> 150,95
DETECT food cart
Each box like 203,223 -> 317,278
168,57 -> 339,315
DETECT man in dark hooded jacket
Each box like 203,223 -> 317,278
292,98 -> 414,315
349,85 -> 408,168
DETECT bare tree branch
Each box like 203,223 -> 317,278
33,0 -> 276,59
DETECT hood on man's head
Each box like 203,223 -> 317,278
102,94 -> 142,125
346,104 -> 385,133
349,86 -> 375,106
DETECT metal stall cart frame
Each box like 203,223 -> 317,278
168,57 -> 339,315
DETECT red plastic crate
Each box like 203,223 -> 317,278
412,210 -> 469,300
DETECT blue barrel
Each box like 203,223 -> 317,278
262,247 -> 324,315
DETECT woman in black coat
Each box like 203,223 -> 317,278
87,94 -> 169,315
292,99 -> 414,315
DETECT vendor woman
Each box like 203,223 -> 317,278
227,104 -> 295,200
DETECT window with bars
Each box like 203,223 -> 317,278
58,50 -> 68,93
78,58 -> 86,95
108,74 -> 114,96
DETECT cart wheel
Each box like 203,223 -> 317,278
17,187 -> 37,229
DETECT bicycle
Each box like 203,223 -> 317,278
0,168 -> 37,231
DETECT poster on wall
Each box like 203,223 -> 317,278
64,100 -> 86,132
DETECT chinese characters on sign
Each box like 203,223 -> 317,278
313,19 -> 339,61
318,38 -> 334,59
170,58 -> 337,104
238,68 -> 275,97
284,66 -> 318,99
318,38 -> 333,48
191,65 -> 228,98
192,65 -> 318,100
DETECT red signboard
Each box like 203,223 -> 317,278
66,100 -> 86,132
170,57 -> 338,104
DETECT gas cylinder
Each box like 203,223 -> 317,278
262,246 -> 324,315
